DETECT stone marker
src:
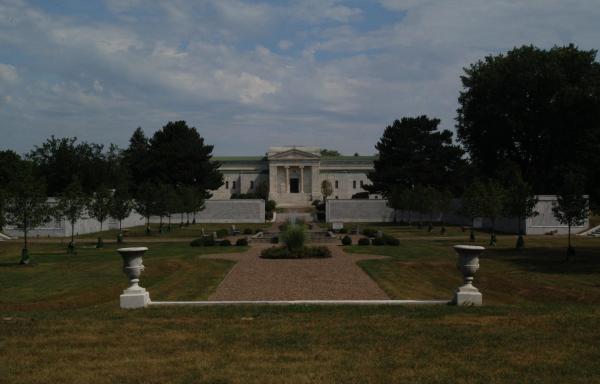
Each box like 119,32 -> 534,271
118,247 -> 150,309
453,245 -> 484,306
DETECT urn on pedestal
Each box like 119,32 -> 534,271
118,247 -> 151,309
453,245 -> 485,306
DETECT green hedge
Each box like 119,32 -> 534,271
260,246 -> 332,259
341,235 -> 352,245
190,237 -> 216,247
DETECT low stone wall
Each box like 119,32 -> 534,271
150,199 -> 265,224
326,199 -> 395,223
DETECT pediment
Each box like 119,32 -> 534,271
268,148 -> 321,160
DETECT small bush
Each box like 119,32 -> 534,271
243,228 -> 254,235
190,238 -> 203,247
339,227 -> 348,234
220,239 -> 231,246
216,228 -> 229,238
362,227 -> 378,237
382,233 -> 400,246
236,238 -> 248,246
302,246 -> 332,258
341,235 -> 352,245
203,237 -> 216,246
271,236 -> 279,244
358,237 -> 371,246
372,237 -> 385,246
190,237 -> 216,247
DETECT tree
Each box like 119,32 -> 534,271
479,180 -> 506,246
320,149 -> 341,157
434,189 -> 454,235
147,121 -> 223,192
255,180 -> 270,201
122,127 -> 150,192
28,136 -> 114,195
110,184 -> 133,241
387,185 -> 406,224
4,163 -> 52,264
367,116 -> 466,197
55,179 -> 89,252
0,150 -> 23,231
321,180 -> 333,201
501,166 -> 538,249
457,45 -> 600,205
461,180 -> 486,242
134,181 -> 158,234
552,170 -> 589,260
87,185 -> 112,248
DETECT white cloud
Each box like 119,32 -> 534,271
278,40 -> 293,50
214,70 -> 279,104
0,63 -> 18,83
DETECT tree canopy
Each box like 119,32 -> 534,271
457,44 -> 600,203
367,116 -> 466,196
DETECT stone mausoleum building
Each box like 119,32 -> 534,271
212,146 -> 375,206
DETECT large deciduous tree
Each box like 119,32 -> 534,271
27,136 -> 117,195
457,45 -> 600,204
0,150 -> 24,232
367,116 -> 466,197
110,184 -> 133,240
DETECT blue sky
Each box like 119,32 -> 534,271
1,0 -> 599,156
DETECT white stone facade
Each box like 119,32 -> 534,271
212,146 -> 374,206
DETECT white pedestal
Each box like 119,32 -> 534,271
453,283 -> 482,306
120,286 -> 151,309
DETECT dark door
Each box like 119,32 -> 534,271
290,178 -> 299,193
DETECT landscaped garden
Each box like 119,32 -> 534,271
1,227 -> 599,383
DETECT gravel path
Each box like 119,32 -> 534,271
203,245 -> 389,301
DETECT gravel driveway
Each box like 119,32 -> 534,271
203,245 -> 389,300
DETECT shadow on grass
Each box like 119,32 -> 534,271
487,246 -> 600,275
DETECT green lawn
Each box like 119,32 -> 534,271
1,233 -> 599,383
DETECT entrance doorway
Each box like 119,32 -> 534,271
289,178 -> 299,193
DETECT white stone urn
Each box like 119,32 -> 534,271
453,245 -> 484,306
118,247 -> 150,309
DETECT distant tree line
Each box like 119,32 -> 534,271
0,121 -> 222,263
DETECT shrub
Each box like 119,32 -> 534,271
255,228 -> 262,234
358,237 -> 371,246
190,238 -> 203,247
382,233 -> 400,246
351,191 -> 369,199
362,227 -> 378,237
339,227 -> 348,234
220,239 -> 231,246
316,212 -> 326,221
236,238 -> 248,246
372,237 -> 385,246
280,224 -> 306,252
216,228 -> 229,238
271,236 -> 279,244
341,235 -> 352,245
203,237 -> 216,246
243,228 -> 253,235
190,237 -> 216,247
302,246 -> 332,258
260,246 -> 332,259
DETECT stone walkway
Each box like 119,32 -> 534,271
203,245 -> 389,301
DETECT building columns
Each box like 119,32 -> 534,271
285,166 -> 289,193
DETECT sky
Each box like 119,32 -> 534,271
1,0 -> 599,156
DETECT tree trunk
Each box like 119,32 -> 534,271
489,217 -> 496,246
567,222 -> 574,262
470,218 -> 476,242
516,217 -> 524,249
20,214 -> 29,265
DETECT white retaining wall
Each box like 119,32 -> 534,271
326,195 -> 589,235
4,199 -> 265,238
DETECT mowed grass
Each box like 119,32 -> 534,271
347,234 -> 600,305
1,231 -> 600,383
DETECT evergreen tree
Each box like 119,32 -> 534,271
321,180 -> 333,201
